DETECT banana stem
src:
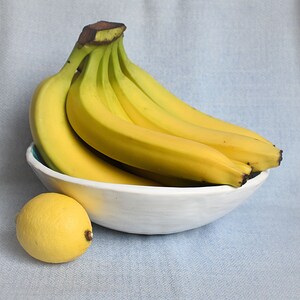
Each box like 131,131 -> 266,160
109,40 -> 125,80
59,21 -> 127,79
98,43 -> 113,85
77,21 -> 126,46
82,47 -> 106,84
59,44 -> 96,79
117,36 -> 131,66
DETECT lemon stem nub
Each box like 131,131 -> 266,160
85,230 -> 93,241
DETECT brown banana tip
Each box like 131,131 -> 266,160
241,173 -> 249,186
278,150 -> 283,165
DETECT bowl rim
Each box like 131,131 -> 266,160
26,143 -> 269,195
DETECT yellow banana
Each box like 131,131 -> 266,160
98,44 -> 247,186
29,22 -> 158,186
117,36 -> 273,144
101,45 -> 252,177
109,39 -> 282,172
66,45 -> 248,187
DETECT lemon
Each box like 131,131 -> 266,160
15,193 -> 93,263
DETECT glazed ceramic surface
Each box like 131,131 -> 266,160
26,144 -> 269,235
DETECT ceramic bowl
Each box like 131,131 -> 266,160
26,143 -> 269,235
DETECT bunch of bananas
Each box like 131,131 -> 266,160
30,21 -> 282,188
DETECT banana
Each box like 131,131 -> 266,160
98,44 -> 242,187
101,44 -> 252,177
109,39 -> 282,172
29,21 -> 158,186
66,45 -> 248,187
117,36 -> 273,144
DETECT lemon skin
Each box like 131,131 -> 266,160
16,193 -> 93,263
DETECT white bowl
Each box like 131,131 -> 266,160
26,143 -> 269,235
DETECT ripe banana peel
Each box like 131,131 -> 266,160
29,20 -> 282,188
66,46 -> 248,187
109,39 -> 282,172
117,36 -> 272,144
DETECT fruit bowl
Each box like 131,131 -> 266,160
26,143 -> 269,235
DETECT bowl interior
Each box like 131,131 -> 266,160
26,143 -> 268,193
26,144 -> 269,234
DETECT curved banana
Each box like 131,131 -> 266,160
109,40 -> 282,172
104,43 -> 252,175
29,22 -> 158,186
66,45 -> 248,187
117,36 -> 273,144
100,46 -> 252,177
98,44 -> 246,187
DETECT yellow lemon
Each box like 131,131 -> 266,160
15,193 -> 93,263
